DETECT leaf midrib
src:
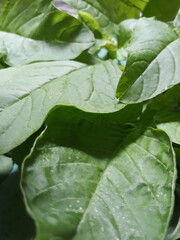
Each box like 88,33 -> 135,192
119,37 -> 178,100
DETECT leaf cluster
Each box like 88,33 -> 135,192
0,0 -> 180,239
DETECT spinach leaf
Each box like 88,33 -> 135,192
21,107 -> 176,239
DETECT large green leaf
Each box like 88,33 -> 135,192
143,0 -> 180,22
60,0 -> 149,36
0,60 -> 124,154
0,0 -> 94,65
116,18 -> 180,103
21,107 -> 176,240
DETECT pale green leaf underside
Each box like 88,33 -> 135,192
0,29 -> 94,66
116,18 -> 180,103
0,0 -> 94,65
60,0 -> 147,36
22,110 -> 175,240
0,60 -> 124,154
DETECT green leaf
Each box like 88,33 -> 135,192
0,0 -> 94,65
12,103 -> 143,165
157,120 -> 180,146
143,0 -> 180,22
78,11 -> 103,39
0,30 -> 94,66
0,60 -> 124,154
116,19 -> 138,48
21,108 -> 176,239
60,0 -> 149,36
116,18 -> 180,103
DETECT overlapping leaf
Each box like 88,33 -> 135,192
0,0 -> 94,65
116,18 -> 180,103
0,60 -> 124,154
60,0 -> 149,36
21,107 -> 176,239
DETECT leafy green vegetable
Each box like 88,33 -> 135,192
22,107 -> 176,240
0,0 -> 94,65
0,31 -> 94,66
0,0 -> 179,239
116,18 -> 180,103
60,0 -> 148,36
0,60 -> 124,154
